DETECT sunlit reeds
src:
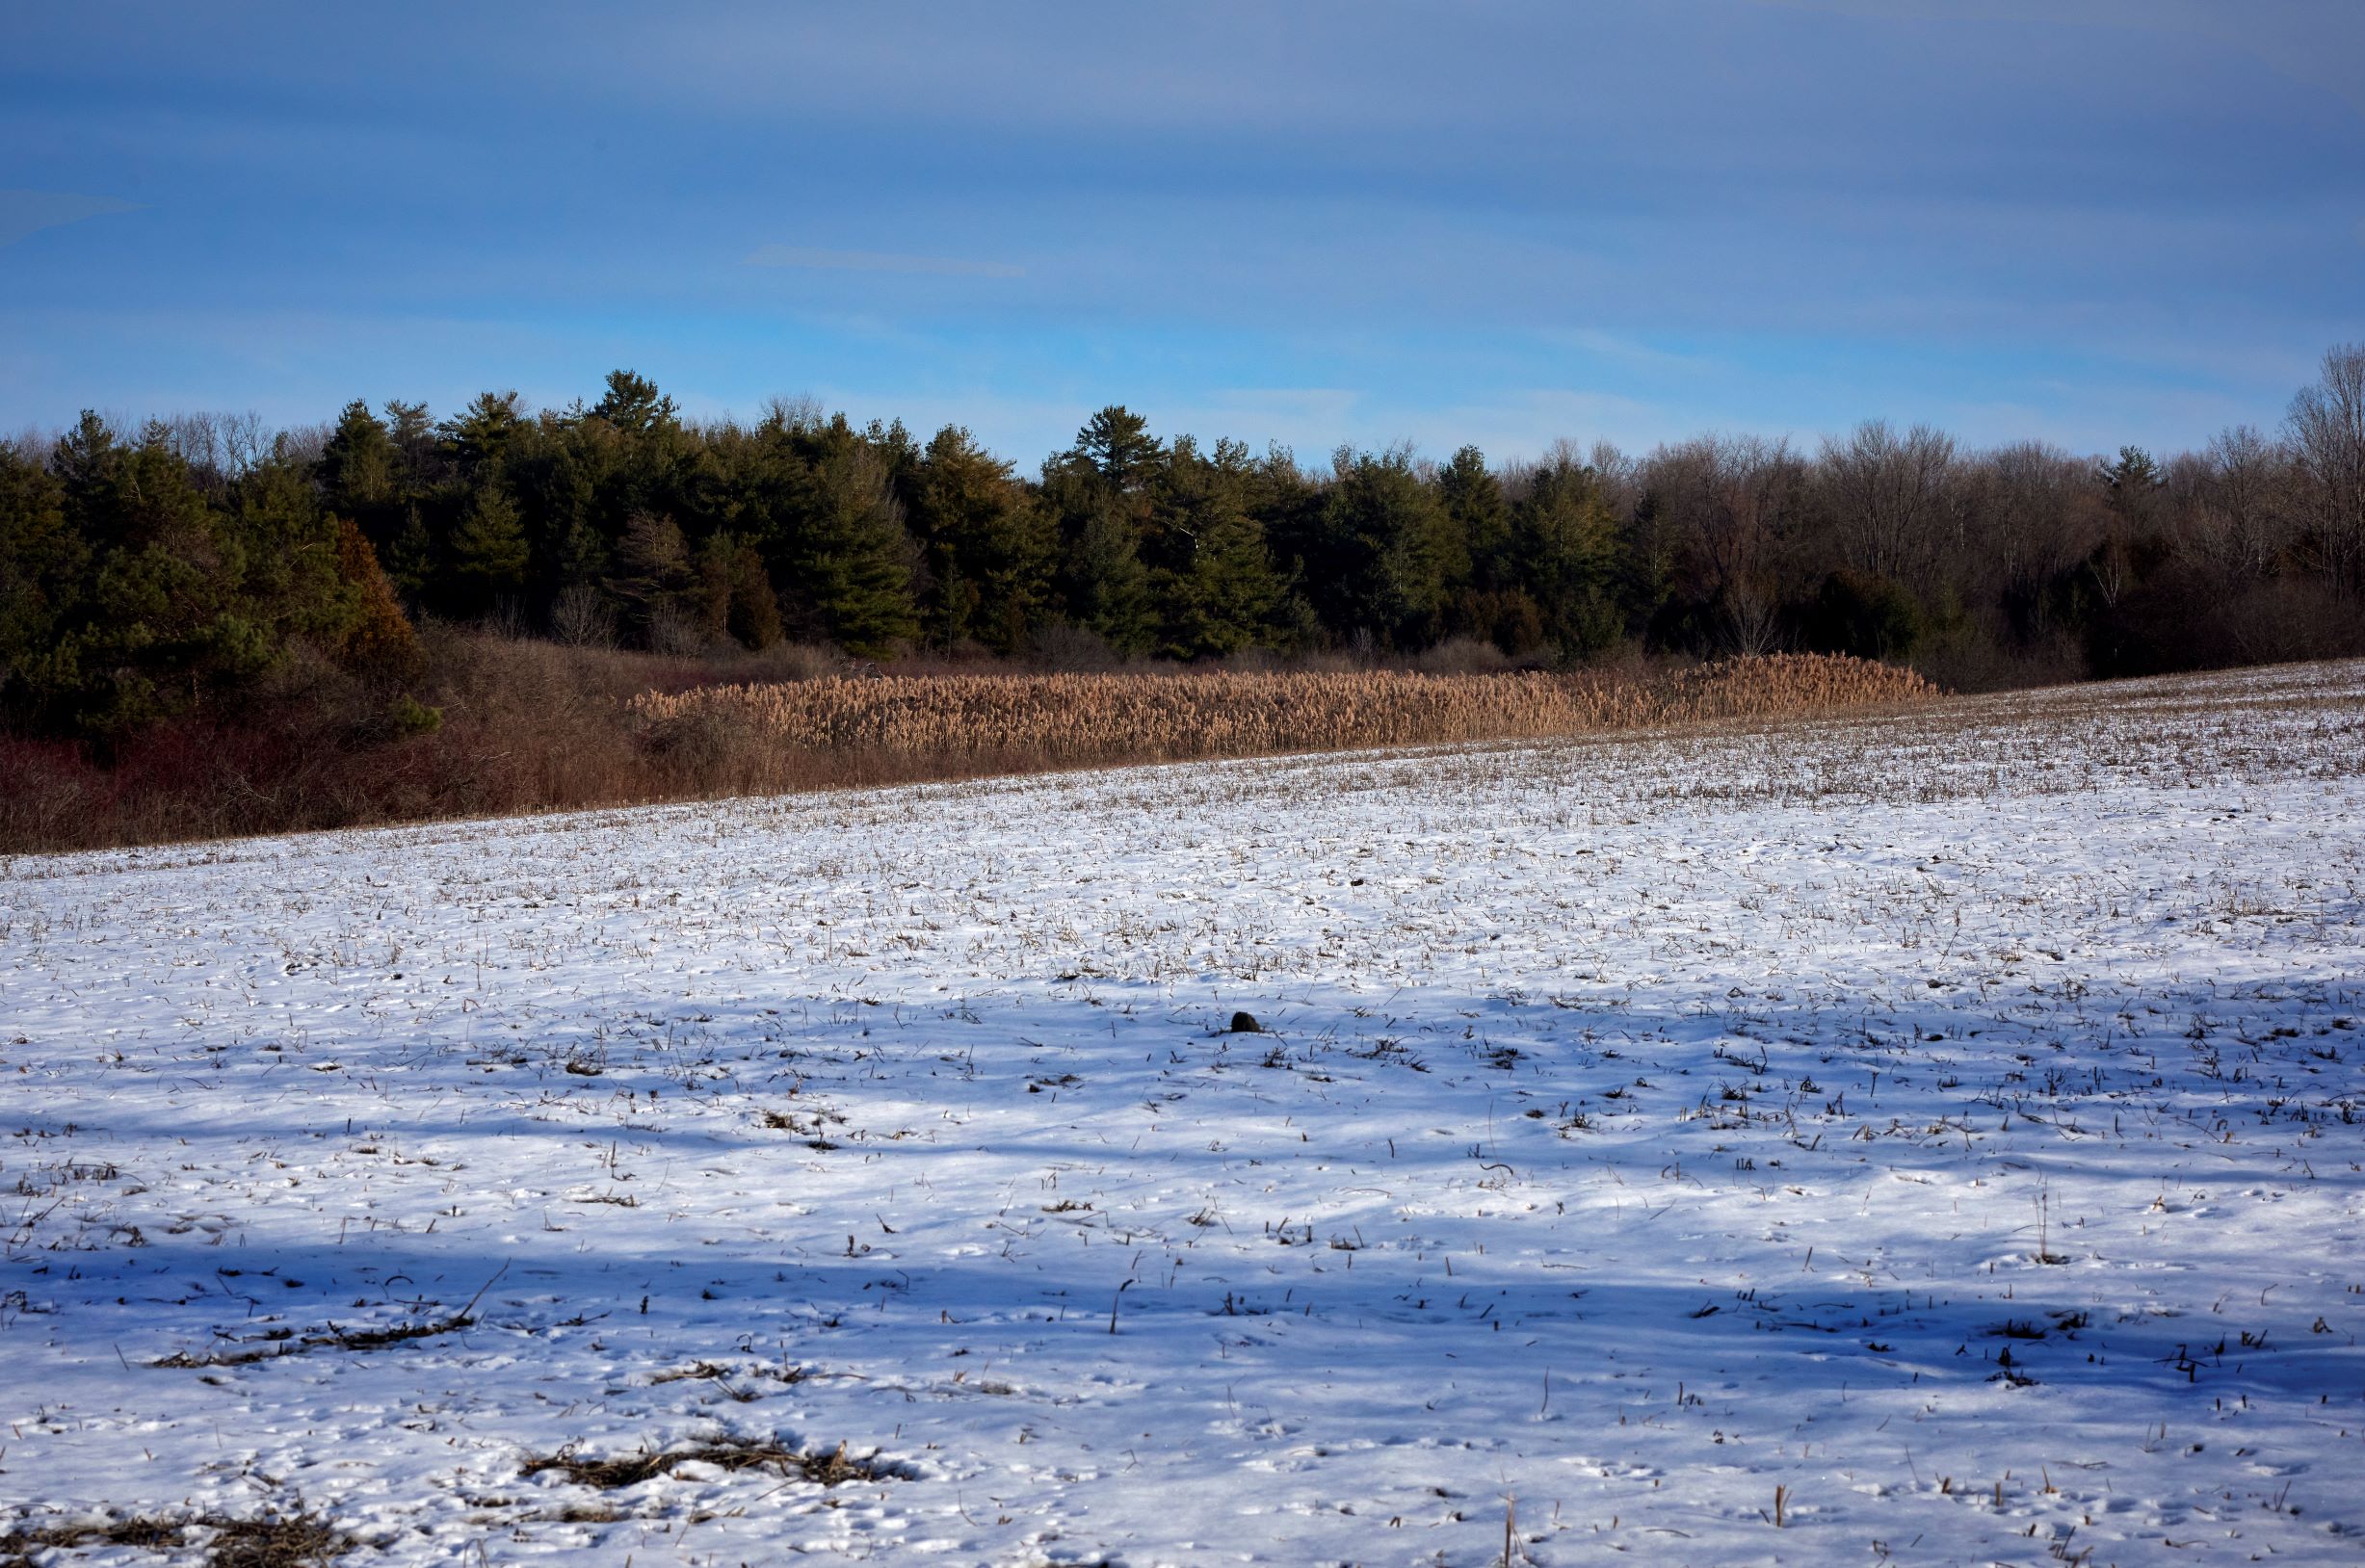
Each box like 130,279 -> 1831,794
2,649 -> 1940,853
628,654 -> 1938,772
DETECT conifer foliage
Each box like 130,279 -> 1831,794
5,349 -> 2365,747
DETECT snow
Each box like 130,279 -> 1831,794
3,660 -> 2362,1566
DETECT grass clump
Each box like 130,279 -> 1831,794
1,1508 -> 353,1568
522,1436 -> 894,1490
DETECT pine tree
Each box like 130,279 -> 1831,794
1316,446 -> 1449,647
729,539 -> 783,649
319,400 -> 396,527
911,425 -> 1055,654
1515,457 -> 1624,659
46,418 -> 269,735
1155,437 -> 1279,658
1168,502 -> 1278,658
2096,445 -> 2168,545
1437,445 -> 1508,588
51,411 -> 125,544
797,449 -> 920,656
591,370 -> 680,438
1064,498 -> 1153,655
384,505 -> 435,603
0,442 -> 86,716
446,479 -> 530,613
693,531 -> 783,649
516,443 -> 604,619
1073,405 -> 1163,490
383,400 -> 441,495
439,391 -> 523,480
227,455 -> 354,651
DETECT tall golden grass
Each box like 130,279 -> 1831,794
629,653 -> 1938,774
1,648 -> 1935,854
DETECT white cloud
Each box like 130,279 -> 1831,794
0,190 -> 139,250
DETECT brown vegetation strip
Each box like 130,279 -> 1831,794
629,653 -> 1938,771
0,647 -> 1934,855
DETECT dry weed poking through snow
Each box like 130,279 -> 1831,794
1,659 -> 2362,1565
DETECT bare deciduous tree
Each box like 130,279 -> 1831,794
1648,433 -> 1803,653
2181,425 -> 2294,581
1960,441 -> 2098,639
2287,342 -> 2365,594
1816,420 -> 1958,588
550,582 -> 617,648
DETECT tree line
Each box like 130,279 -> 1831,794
3,345 -> 2361,743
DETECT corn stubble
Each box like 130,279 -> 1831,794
630,653 -> 1936,782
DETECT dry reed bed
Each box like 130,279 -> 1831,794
0,654 -> 1934,855
629,653 -> 1938,770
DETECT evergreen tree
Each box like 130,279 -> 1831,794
1315,446 -> 1449,647
2098,445 -> 2165,510
51,410 -> 125,544
694,531 -> 783,649
796,449 -> 921,656
510,438 -> 605,619
1063,497 -> 1153,655
1435,444 -> 1520,644
227,455 -> 355,652
865,417 -> 923,502
384,505 -> 435,603
911,425 -> 1055,654
2095,445 -> 2168,562
383,400 -> 441,495
719,411 -> 820,591
438,391 -> 523,480
1073,405 -> 1163,491
1037,409 -> 1171,654
42,417 -> 275,735
591,369 -> 680,438
1155,437 -> 1280,658
319,400 -> 397,531
1437,445 -> 1508,589
579,371 -> 697,530
0,442 -> 86,715
446,478 -> 531,613
1515,457 -> 1624,659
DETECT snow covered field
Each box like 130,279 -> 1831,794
4,661 -> 2362,1567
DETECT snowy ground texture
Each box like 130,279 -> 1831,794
4,662 -> 2364,1568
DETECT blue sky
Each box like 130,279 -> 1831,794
3,1 -> 2360,466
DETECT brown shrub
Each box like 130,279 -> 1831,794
0,647 -> 1934,855
333,518 -> 423,683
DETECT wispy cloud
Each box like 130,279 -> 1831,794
745,245 -> 1022,278
0,190 -> 139,250
1202,387 -> 1363,425
1550,329 -> 1724,377
1737,0 -> 2365,118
